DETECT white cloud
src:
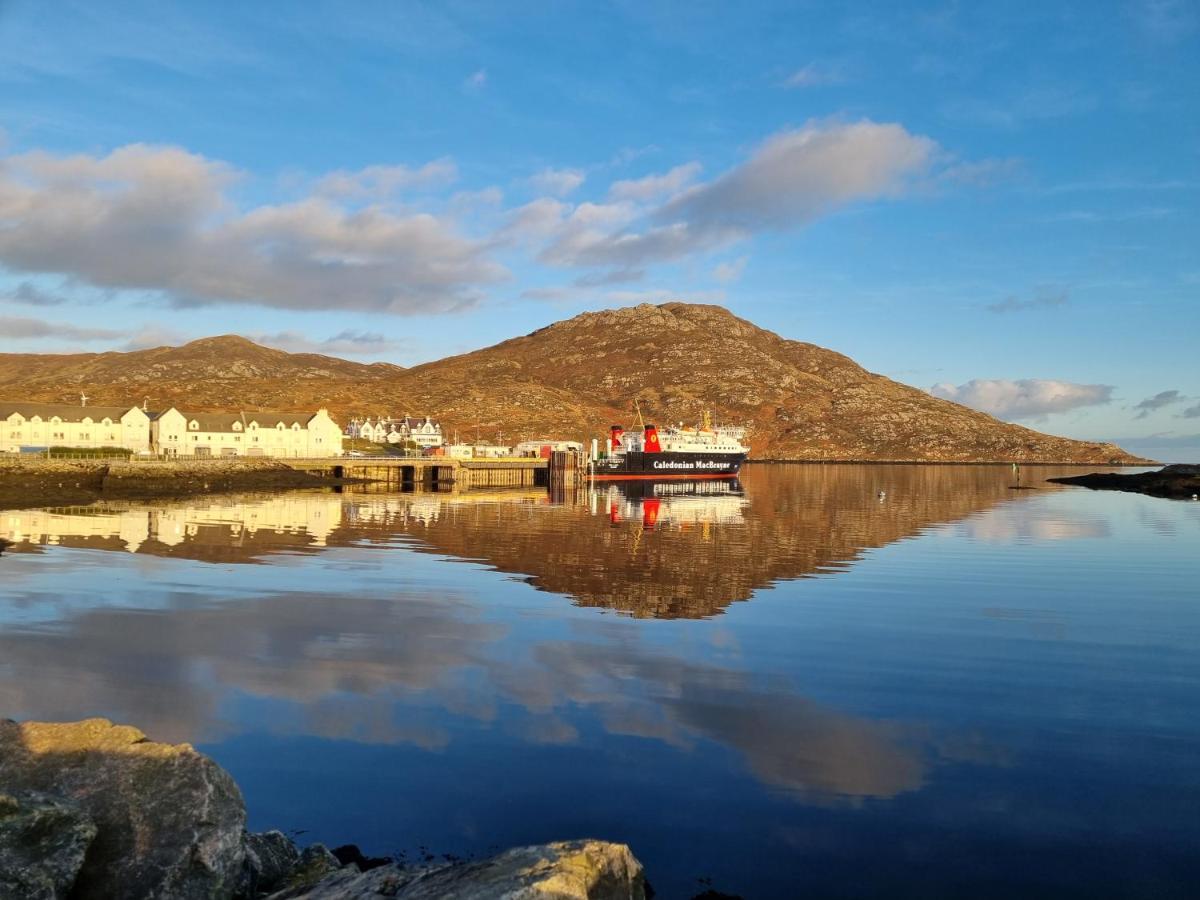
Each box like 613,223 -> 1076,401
938,157 -> 1023,187
0,315 -> 120,341
1133,389 -> 1186,419
781,62 -> 844,89
529,167 -> 586,197
608,162 -> 702,202
713,256 -> 748,284
1134,0 -> 1197,42
123,324 -> 193,350
929,379 -> 1114,420
533,119 -> 937,272
985,289 -> 1068,314
0,144 -> 505,314
658,120 -> 936,233
3,281 -> 68,306
251,329 -> 402,356
315,159 -> 458,199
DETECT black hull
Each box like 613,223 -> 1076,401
592,450 -> 745,480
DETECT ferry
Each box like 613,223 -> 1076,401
591,410 -> 749,480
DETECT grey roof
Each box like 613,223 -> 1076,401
2,401 -> 143,423
154,408 -> 316,432
401,416 -> 440,429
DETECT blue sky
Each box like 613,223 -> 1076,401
0,0 -> 1196,456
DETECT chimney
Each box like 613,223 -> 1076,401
643,423 -> 662,453
609,424 -> 625,452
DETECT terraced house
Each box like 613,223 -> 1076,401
150,408 -> 343,458
1,402 -> 152,454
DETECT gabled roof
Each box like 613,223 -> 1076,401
151,408 -> 317,432
2,401 -> 143,423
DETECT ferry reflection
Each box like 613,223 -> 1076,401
596,479 -> 748,529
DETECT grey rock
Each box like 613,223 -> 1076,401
266,839 -> 645,900
0,792 -> 97,900
262,843 -> 345,895
0,718 -> 247,900
245,830 -> 303,894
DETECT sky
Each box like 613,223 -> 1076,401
0,0 -> 1197,458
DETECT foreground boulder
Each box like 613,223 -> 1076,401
264,839 -> 646,900
0,718 -> 247,899
0,792 -> 97,900
0,718 -> 646,900
1048,464 -> 1200,500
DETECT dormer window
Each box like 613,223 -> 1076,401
82,417 -> 93,426
233,422 -> 242,431
189,420 -> 199,430
51,416 -> 62,424
276,423 -> 285,431
249,422 -> 258,430
102,418 -> 112,426
292,423 -> 301,431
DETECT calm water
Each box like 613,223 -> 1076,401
2,465 -> 1198,898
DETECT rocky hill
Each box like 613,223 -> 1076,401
0,335 -> 402,414
0,303 -> 1142,463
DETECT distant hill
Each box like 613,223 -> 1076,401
0,303 -> 1143,463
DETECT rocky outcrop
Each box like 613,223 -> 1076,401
0,792 -> 97,900
264,840 -> 646,900
0,718 -> 247,899
1048,464 -> 1200,499
0,718 -> 646,900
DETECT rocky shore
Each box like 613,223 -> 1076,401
0,718 -> 646,900
0,458 -> 354,510
1047,464 -> 1200,500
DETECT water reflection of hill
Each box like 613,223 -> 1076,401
388,466 -> 1099,618
1,466 -> 1108,617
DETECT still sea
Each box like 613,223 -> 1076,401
1,465 -> 1197,898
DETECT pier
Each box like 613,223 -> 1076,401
284,456 -> 551,489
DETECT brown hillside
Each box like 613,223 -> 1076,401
0,303 -> 1142,463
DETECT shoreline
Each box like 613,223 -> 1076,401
743,458 -> 1155,466
0,458 -> 365,512
0,456 -> 1158,512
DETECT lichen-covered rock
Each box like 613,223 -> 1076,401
245,830 -> 303,895
272,843 -> 345,893
266,839 -> 645,900
0,792 -> 97,900
0,718 -> 246,900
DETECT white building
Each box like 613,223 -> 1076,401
347,415 -> 443,448
397,416 -> 443,448
150,408 -> 343,458
1,402 -> 152,454
444,443 -> 512,459
514,439 -> 582,457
